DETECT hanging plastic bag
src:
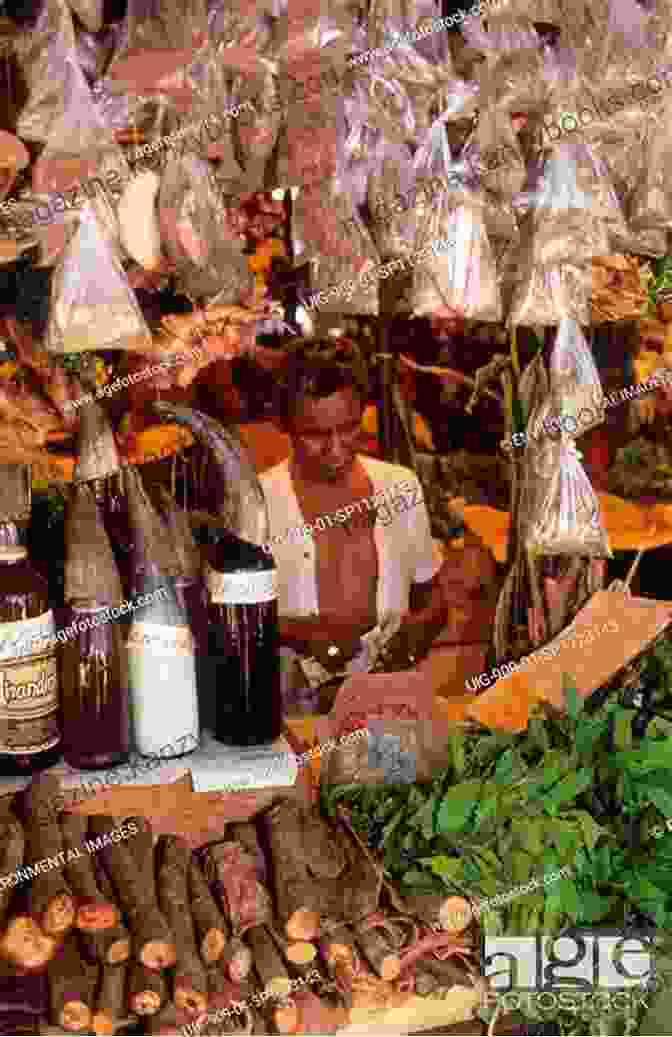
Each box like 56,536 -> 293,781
628,92 -> 672,237
524,439 -> 611,557
410,112 -> 502,321
46,202 -> 152,353
361,71 -> 417,260
232,60 -> 283,191
295,188 -> 381,317
158,153 -> 254,304
548,318 -> 604,436
186,43 -> 243,178
508,261 -> 591,327
107,0 -> 207,66
291,90 -> 380,316
365,135 -> 417,259
31,53 -> 128,198
15,0 -> 79,142
117,170 -> 163,271
75,26 -> 117,82
67,0 -> 103,35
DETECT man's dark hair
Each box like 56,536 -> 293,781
280,337 -> 369,425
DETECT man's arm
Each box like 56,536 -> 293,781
278,615 -> 371,671
384,568 -> 448,667
382,475 -> 448,666
407,568 -> 449,650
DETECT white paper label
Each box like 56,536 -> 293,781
127,621 -> 199,756
0,611 -> 60,753
0,610 -> 56,661
207,566 -> 278,605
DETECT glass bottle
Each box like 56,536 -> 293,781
157,487 -> 210,729
205,531 -> 282,747
91,474 -> 133,599
0,522 -> 62,775
60,485 -> 130,770
124,467 -> 199,758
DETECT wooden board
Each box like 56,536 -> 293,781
467,588 -> 672,719
338,987 -> 483,1034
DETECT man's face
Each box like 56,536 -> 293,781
289,387 -> 364,482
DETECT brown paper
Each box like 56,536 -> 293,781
473,588 -> 672,714
322,671 -> 455,784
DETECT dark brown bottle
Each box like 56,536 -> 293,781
0,522 -> 62,775
60,484 -> 130,770
205,532 -> 282,747
91,474 -> 133,599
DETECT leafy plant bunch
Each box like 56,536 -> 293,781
645,253 -> 672,316
324,679 -> 672,939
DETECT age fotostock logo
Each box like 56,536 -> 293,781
483,931 -> 653,994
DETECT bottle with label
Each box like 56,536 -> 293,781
60,484 -> 130,770
124,466 -> 199,758
0,521 -> 62,775
157,487 -> 210,727
205,531 -> 282,747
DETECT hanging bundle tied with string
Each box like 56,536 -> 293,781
523,438 -> 611,558
46,203 -> 153,354
548,317 -> 605,437
409,91 -> 502,322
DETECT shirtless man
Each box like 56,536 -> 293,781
259,338 -> 448,711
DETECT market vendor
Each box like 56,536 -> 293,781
259,337 -> 449,713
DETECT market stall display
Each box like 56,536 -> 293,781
0,773 -> 485,1035
0,0 -> 672,1034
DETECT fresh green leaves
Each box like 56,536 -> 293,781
435,780 -> 483,834
327,661 -> 672,945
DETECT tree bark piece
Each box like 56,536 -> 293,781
88,817 -> 176,970
228,822 -> 267,882
188,858 -> 230,964
285,941 -> 316,965
204,969 -> 253,1035
59,814 -> 108,905
272,998 -> 300,1034
318,924 -> 358,977
414,969 -> 440,996
352,919 -> 401,981
221,935 -> 253,983
438,897 -> 473,936
156,835 -> 208,1019
286,908 -> 320,942
89,857 -> 132,965
0,915 -> 57,971
146,1003 -> 195,1035
92,964 -> 127,1035
415,955 -> 471,989
15,776 -> 75,936
263,802 -> 381,932
48,931 -> 98,1032
247,925 -> 293,999
127,962 -> 167,1017
201,842 -> 272,937
0,818 -> 24,929
267,925 -> 317,987
60,814 -> 129,965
